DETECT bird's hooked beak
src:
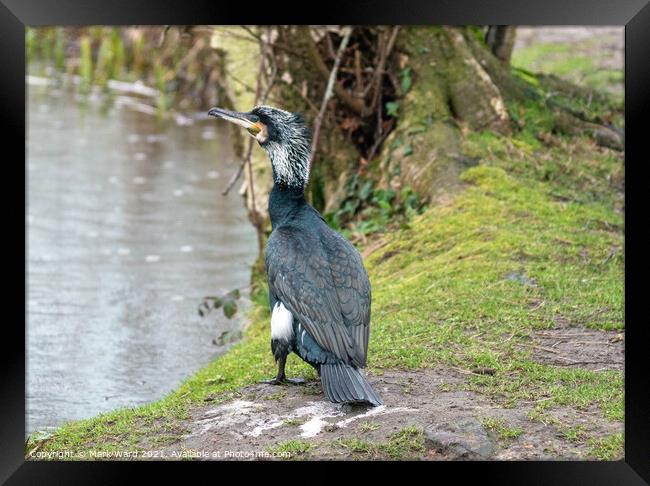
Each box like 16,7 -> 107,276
208,107 -> 264,137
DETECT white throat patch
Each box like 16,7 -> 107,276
266,140 -> 310,189
271,302 -> 294,341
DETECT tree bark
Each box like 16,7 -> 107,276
486,26 -> 517,64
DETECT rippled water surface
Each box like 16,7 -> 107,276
27,83 -> 257,436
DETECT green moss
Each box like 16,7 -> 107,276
462,125 -> 624,209
368,165 -> 622,362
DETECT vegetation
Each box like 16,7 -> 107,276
27,26 -> 229,113
333,427 -> 426,459
481,417 -> 524,442
588,432 -> 624,461
267,440 -> 312,458
324,175 -> 425,242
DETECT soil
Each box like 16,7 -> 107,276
155,329 -> 623,461
525,328 -> 624,371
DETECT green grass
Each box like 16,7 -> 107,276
512,43 -> 594,78
367,164 -> 622,362
282,418 -> 305,426
481,417 -> 524,442
511,37 -> 623,102
335,437 -> 375,454
334,426 -> 425,459
267,440 -> 312,459
358,421 -> 382,432
562,425 -> 587,444
587,432 -> 624,460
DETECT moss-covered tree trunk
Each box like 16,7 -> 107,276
379,27 -> 516,201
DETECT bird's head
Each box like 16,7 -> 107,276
208,105 -> 312,189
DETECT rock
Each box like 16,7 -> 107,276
425,418 -> 495,459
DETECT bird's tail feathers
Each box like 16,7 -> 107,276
320,362 -> 383,407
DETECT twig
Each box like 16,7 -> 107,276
519,342 -> 562,355
222,152 -> 249,197
226,72 -> 257,95
239,25 -> 263,42
308,26 -> 353,171
535,331 -> 591,338
300,26 -> 366,115
553,361 -> 619,367
158,25 -> 172,47
368,26 -> 399,114
354,48 -> 363,96
324,30 -> 337,60
366,117 -> 394,162
230,25 -> 308,60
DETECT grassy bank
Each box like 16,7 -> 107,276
28,123 -> 623,459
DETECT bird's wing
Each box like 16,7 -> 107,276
265,225 -> 371,367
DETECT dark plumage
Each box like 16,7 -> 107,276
208,104 -> 383,407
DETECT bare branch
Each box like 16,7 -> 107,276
368,26 -> 399,114
308,27 -> 354,170
299,26 -> 367,116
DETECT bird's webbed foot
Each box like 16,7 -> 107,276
260,377 -> 285,385
260,352 -> 307,385
259,376 -> 306,386
284,377 -> 306,385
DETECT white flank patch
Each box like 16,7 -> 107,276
271,302 -> 294,341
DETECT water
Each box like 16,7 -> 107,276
26,82 -> 258,437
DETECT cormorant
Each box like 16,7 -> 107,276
208,105 -> 383,407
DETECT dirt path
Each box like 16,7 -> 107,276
152,327 -> 623,460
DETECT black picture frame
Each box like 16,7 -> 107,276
2,0 -> 648,483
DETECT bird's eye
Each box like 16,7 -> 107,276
249,114 -> 260,123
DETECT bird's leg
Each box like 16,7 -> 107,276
261,353 -> 287,385
260,353 -> 306,385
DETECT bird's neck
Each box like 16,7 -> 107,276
268,183 -> 306,228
